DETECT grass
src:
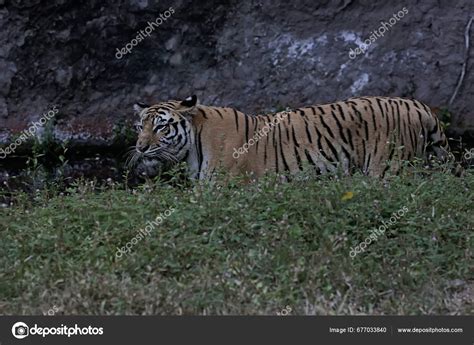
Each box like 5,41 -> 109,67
0,167 -> 473,315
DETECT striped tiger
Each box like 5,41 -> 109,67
129,95 -> 449,179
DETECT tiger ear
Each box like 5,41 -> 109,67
180,95 -> 198,108
133,102 -> 149,114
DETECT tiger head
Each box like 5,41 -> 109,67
128,95 -> 198,176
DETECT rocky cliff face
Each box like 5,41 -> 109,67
0,0 -> 473,149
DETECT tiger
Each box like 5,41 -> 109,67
129,95 -> 449,179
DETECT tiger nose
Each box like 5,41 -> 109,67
137,145 -> 150,153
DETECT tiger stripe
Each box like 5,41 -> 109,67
132,96 -> 450,179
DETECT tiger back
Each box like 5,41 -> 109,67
131,96 -> 449,179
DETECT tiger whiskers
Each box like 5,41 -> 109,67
146,148 -> 179,163
125,147 -> 142,169
125,146 -> 178,170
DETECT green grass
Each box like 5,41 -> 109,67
0,168 -> 473,315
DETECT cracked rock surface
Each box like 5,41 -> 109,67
0,0 -> 473,147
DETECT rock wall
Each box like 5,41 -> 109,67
0,0 -> 473,149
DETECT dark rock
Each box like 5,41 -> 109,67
0,0 -> 473,148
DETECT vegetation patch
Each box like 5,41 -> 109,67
1,165 -> 472,315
